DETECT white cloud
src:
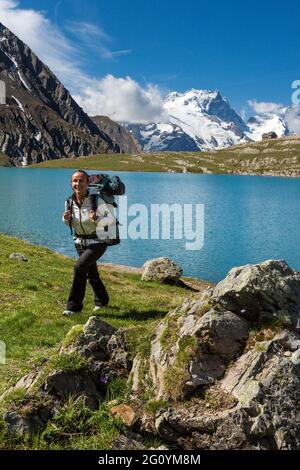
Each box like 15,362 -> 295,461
285,106 -> 300,134
65,20 -> 132,59
0,0 -> 163,123
0,0 -> 89,93
248,99 -> 286,115
74,75 -> 168,123
65,21 -> 110,41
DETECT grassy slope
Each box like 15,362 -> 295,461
0,153 -> 12,167
28,135 -> 300,176
0,233 -> 206,396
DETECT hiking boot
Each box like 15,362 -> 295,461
63,310 -> 81,317
93,303 -> 109,312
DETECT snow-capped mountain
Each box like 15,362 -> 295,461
126,89 -> 290,152
246,113 -> 289,141
127,122 -> 199,152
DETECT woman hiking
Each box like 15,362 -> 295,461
62,169 -> 124,317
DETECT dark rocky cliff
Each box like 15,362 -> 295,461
0,22 -> 120,165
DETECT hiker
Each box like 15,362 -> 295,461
62,169 -> 124,317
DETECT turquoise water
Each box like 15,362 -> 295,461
1,167 -> 300,283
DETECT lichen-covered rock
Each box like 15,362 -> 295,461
60,316 -> 117,360
154,330 -> 300,450
1,315 -> 132,437
130,259 -> 300,449
107,329 -> 132,370
133,302 -> 248,400
142,257 -> 182,284
211,259 -> 300,326
156,408 -> 252,449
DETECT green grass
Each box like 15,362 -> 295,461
163,336 -> 198,401
0,395 -> 127,450
26,135 -> 300,176
0,233 -> 203,449
0,233 -> 194,396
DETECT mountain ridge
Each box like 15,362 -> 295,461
125,88 -> 289,152
0,21 -> 293,161
0,22 -> 120,165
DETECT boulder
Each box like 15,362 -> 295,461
61,316 -> 117,360
142,257 -> 182,284
2,393 -> 55,435
44,370 -> 100,410
9,253 -> 28,262
83,316 -> 116,339
211,259 -> 300,326
0,370 -> 41,401
3,411 -> 44,435
112,432 -> 145,450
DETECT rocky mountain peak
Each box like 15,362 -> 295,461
0,22 -> 120,164
128,88 -> 250,152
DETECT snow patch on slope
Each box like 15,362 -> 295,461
11,95 -> 24,112
246,113 -> 288,141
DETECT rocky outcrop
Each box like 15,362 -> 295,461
131,298 -> 249,400
131,259 -> 300,449
91,116 -> 142,154
154,330 -> 300,449
210,259 -> 300,327
0,22 -> 120,164
1,316 -> 130,434
142,257 -> 183,284
2,259 -> 300,449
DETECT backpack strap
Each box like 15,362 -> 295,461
91,193 -> 98,213
66,196 -> 74,236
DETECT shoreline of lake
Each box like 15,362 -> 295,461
2,167 -> 300,283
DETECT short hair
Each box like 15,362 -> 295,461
71,169 -> 89,182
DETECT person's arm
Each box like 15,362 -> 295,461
62,200 -> 72,225
62,210 -> 71,225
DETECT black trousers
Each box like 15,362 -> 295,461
67,242 -> 109,312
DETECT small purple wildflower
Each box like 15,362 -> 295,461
100,374 -> 109,384
91,362 -> 101,371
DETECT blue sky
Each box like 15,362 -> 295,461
0,0 -> 299,121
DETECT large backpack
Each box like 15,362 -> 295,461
66,174 -> 125,246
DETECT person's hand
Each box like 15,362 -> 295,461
63,210 -> 71,222
89,210 -> 98,221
